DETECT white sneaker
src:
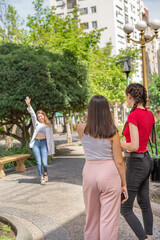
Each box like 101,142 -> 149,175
44,176 -> 48,182
40,178 -> 46,185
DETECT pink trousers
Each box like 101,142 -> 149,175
83,160 -> 121,240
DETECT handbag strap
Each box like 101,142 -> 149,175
149,112 -> 158,155
153,123 -> 158,155
149,139 -> 154,154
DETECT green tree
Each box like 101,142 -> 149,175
0,42 -> 88,145
149,73 -> 160,111
25,0 -> 103,60
0,0 -> 25,43
88,44 -> 140,103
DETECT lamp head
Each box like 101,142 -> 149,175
123,24 -> 134,34
135,21 -> 147,31
150,19 -> 160,30
120,57 -> 132,73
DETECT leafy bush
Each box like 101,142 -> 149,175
0,223 -> 15,240
0,145 -> 36,169
147,118 -> 160,157
0,143 -> 57,169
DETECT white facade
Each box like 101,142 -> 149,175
50,0 -> 151,82
145,26 -> 159,77
158,37 -> 160,75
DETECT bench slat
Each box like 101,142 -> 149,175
0,154 -> 30,178
0,154 -> 30,163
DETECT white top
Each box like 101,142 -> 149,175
27,106 -> 55,155
38,125 -> 47,136
81,134 -> 114,160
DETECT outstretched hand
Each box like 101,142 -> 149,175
25,96 -> 31,106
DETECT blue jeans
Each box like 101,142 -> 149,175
32,139 -> 48,177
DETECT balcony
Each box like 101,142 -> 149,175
67,0 -> 76,9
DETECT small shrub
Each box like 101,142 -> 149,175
0,145 -> 36,169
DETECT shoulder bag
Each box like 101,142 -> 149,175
149,122 -> 160,182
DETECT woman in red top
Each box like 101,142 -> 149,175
121,83 -> 154,240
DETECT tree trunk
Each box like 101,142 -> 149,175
63,115 -> 67,133
66,121 -> 72,144
3,124 -> 17,150
63,114 -> 72,143
52,117 -> 58,133
113,102 -> 118,125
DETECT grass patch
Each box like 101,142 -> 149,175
0,222 -> 15,240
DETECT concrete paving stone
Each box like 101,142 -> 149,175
0,135 -> 160,239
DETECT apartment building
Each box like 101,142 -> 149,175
50,0 -> 146,82
158,38 -> 160,75
50,0 -> 145,51
143,8 -> 159,78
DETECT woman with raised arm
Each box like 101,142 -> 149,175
77,95 -> 128,240
25,96 -> 55,185
121,83 -> 154,240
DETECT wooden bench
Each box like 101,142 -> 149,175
0,154 -> 30,178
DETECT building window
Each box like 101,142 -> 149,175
67,0 -> 76,9
118,34 -> 125,44
116,5 -> 123,17
117,20 -> 123,29
125,14 -> 128,24
133,6 -> 135,14
124,6 -> 128,13
58,13 -> 64,18
91,6 -> 96,13
92,21 -> 97,28
80,22 -> 89,30
79,8 -> 88,15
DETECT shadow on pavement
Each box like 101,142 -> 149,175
18,157 -> 85,186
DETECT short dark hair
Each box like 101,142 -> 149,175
84,95 -> 117,138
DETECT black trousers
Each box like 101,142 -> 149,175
121,152 -> 153,240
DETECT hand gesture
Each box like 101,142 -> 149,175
25,96 -> 31,107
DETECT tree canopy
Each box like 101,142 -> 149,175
88,44 -> 140,103
0,42 -> 88,144
149,73 -> 160,111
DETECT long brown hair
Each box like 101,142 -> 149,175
126,83 -> 147,113
84,95 -> 117,138
36,110 -> 52,128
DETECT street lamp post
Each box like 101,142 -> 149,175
123,19 -> 160,108
120,56 -> 132,86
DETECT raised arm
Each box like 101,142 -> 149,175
112,132 -> 128,204
25,96 -> 37,127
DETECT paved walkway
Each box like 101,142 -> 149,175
0,141 -> 160,240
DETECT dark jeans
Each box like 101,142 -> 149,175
121,152 -> 153,240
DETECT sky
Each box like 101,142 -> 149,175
7,0 -> 50,22
6,0 -> 160,25
143,0 -> 160,21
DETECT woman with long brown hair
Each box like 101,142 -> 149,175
25,96 -> 55,185
77,95 -> 128,240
